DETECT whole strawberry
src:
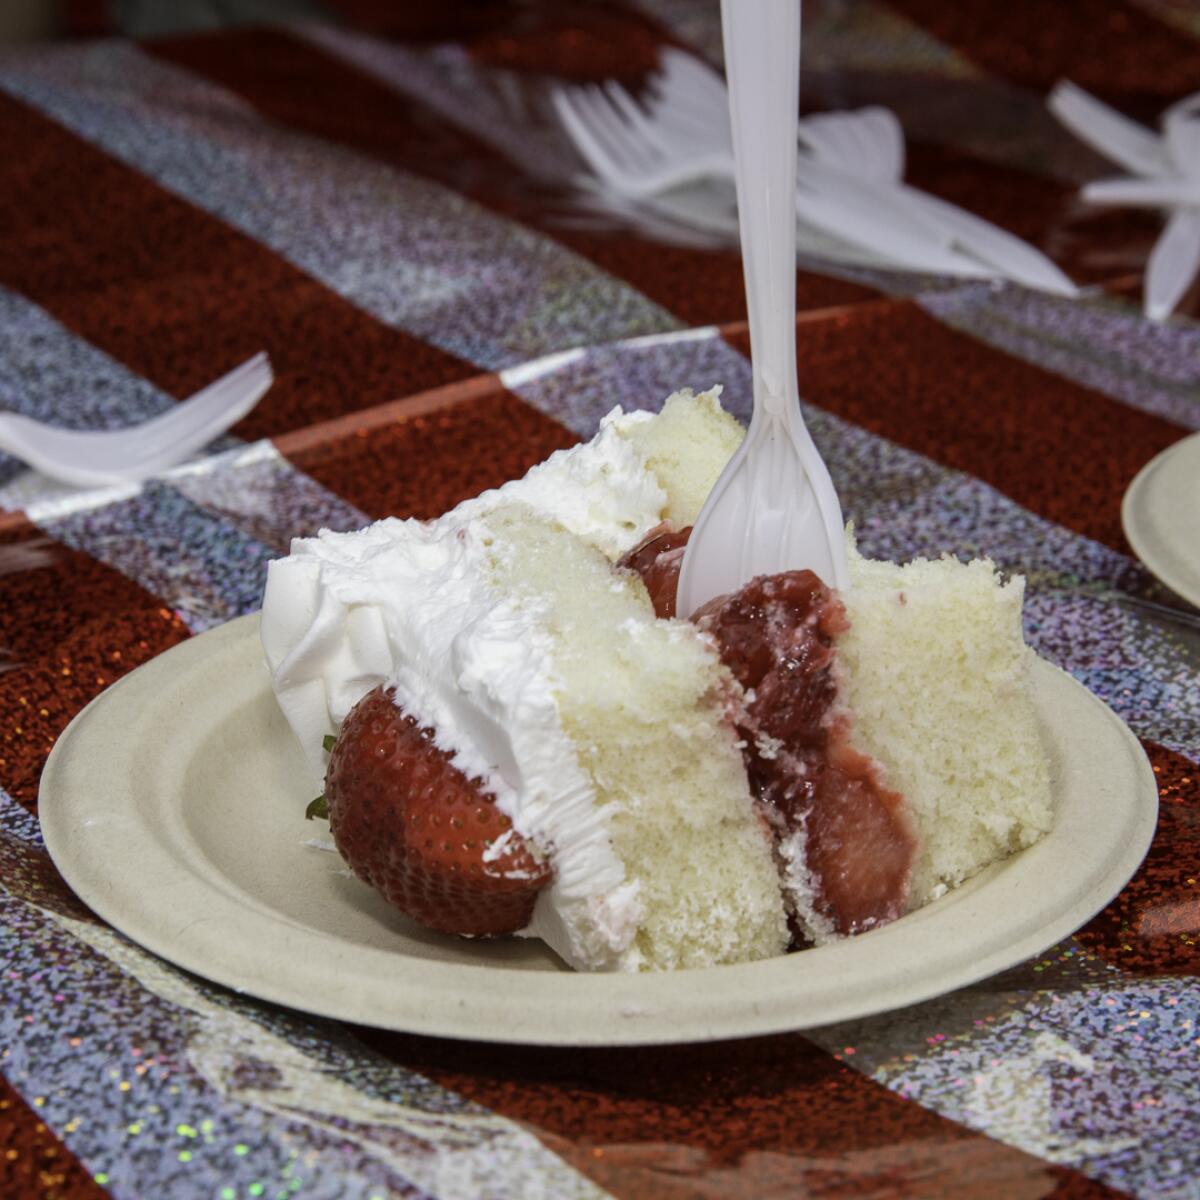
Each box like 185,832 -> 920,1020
325,686 -> 552,936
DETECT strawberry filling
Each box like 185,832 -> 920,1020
622,526 -> 917,941
616,522 -> 692,618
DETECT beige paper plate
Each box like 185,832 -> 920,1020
40,613 -> 1157,1046
1123,432 -> 1200,608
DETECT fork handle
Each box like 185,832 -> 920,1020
721,0 -> 801,435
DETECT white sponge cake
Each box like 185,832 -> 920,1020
839,537 -> 1053,910
616,386 -> 745,525
484,505 -> 788,970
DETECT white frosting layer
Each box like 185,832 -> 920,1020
260,407 -> 669,969
456,408 -> 662,561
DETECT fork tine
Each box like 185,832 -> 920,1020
855,108 -> 905,179
660,48 -> 728,117
654,103 -> 722,150
115,353 -> 272,448
603,81 -> 670,156
104,359 -> 273,463
648,58 -> 725,126
643,73 -> 727,148
555,85 -> 649,181
583,85 -> 656,174
572,87 -> 631,174
552,86 -> 623,181
798,115 -> 859,170
839,114 -> 879,177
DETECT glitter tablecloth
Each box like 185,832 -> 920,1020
2,3 -> 1199,1198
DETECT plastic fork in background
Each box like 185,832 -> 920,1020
554,78 -> 983,277
676,0 -> 847,618
553,49 -> 1078,294
0,352 -> 274,488
648,47 -> 907,183
1049,80 -> 1200,320
638,49 -> 1078,295
552,68 -> 964,274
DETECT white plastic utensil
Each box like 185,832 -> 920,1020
676,0 -> 847,618
646,52 -> 1075,294
552,71 -> 983,277
1049,81 -> 1200,320
0,352 -> 274,487
553,47 -> 1077,293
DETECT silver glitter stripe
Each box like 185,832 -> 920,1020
808,944 -> 1200,1199
35,478 -> 279,633
0,797 -> 612,1200
922,284 -> 1200,431
0,40 -> 678,372
27,443 -> 365,633
163,440 -> 368,555
0,285 -> 173,430
0,786 -> 41,843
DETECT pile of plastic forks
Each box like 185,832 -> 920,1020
553,47 -> 1077,295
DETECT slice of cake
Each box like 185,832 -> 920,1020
261,387 -> 1053,970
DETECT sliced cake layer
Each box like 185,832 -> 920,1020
484,505 -> 787,970
838,537 -> 1054,909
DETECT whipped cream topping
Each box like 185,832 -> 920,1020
456,407 -> 662,561
261,406 -> 670,969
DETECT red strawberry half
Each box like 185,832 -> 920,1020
325,686 -> 552,937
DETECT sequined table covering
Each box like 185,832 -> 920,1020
1,3 -> 1198,1197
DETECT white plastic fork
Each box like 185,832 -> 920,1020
554,71 -> 999,277
676,0 -> 847,617
1049,81 -> 1200,320
0,351 -> 274,487
641,48 -> 1077,295
553,49 -> 1078,293
648,47 -> 907,185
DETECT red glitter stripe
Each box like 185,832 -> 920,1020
1076,741 -> 1200,976
360,1028 -> 1130,1198
721,303 -> 1187,553
0,1075 -> 111,1200
0,525 -> 191,811
321,0 -> 672,81
887,0 -> 1200,113
0,90 -> 474,441
144,26 -> 878,328
61,0 -> 113,38
274,375 -> 579,520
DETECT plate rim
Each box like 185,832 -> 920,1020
39,612 -> 1159,1046
1122,430 -> 1200,609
